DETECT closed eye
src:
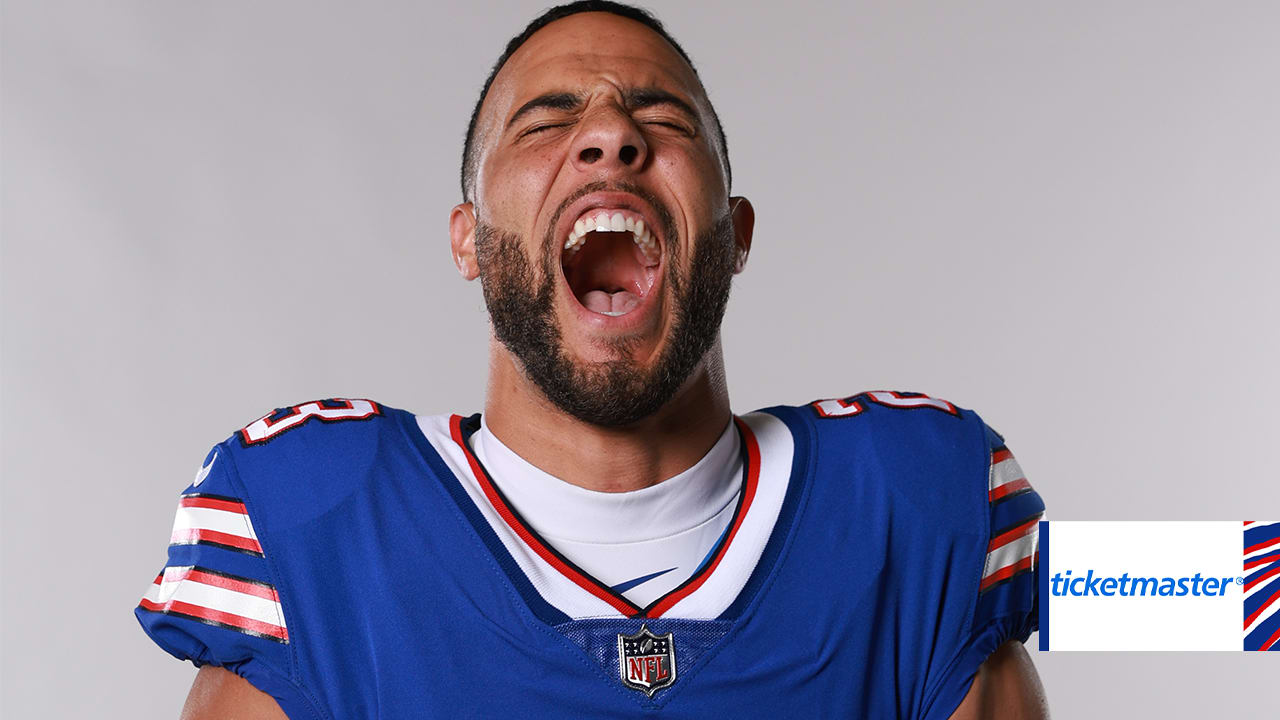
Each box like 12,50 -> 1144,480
520,123 -> 571,138
642,120 -> 694,136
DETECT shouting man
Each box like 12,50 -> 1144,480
137,3 -> 1049,718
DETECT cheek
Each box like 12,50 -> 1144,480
655,132 -> 725,186
652,150 -> 728,257
481,146 -> 564,227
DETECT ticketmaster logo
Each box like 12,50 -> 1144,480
1050,569 -> 1244,597
1040,522 -> 1260,651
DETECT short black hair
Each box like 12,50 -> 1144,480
459,0 -> 731,202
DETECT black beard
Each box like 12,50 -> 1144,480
474,202 -> 736,428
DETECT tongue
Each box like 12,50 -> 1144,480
581,289 -> 641,315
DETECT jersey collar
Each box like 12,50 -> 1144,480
407,409 -> 807,622
452,414 -> 757,618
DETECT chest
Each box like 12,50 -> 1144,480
268,486 -> 940,719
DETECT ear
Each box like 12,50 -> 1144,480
450,202 -> 479,281
729,196 -> 754,274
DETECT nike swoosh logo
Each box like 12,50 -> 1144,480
611,567 -> 677,594
193,451 -> 217,487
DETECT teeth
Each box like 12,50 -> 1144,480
564,232 -> 582,254
561,209 -> 660,262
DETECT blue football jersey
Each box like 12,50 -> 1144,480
137,393 -> 1044,719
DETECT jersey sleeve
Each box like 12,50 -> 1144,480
920,423 -> 1045,720
134,442 -> 321,719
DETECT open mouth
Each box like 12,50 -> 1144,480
560,208 -> 662,317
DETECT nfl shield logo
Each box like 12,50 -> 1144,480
617,624 -> 677,696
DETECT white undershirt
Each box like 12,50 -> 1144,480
471,418 -> 743,607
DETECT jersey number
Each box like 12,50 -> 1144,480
811,391 -> 957,418
240,399 -> 381,445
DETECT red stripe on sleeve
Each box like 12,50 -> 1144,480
138,597 -> 287,641
170,528 -> 263,555
163,568 -> 282,602
180,496 -> 248,514
988,517 -> 1040,552
989,478 -> 1031,502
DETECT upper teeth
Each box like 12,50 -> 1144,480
564,211 -> 658,261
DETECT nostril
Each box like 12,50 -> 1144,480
619,145 -> 638,165
579,147 -> 603,164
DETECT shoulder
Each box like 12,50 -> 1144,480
764,392 -> 1046,718
803,389 -> 984,447
782,390 -> 992,494
790,389 -> 1046,600
210,398 -> 417,522
765,390 -> 1041,533
135,398 -> 414,717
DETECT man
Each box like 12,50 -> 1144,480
137,3 -> 1049,717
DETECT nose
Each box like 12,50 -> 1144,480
570,105 -> 648,174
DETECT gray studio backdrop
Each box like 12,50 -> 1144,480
4,0 -> 1278,716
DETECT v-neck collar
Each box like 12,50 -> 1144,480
471,416 -> 742,545
403,408 -> 811,624
450,414 -> 758,618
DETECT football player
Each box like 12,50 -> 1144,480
137,2 -> 1049,718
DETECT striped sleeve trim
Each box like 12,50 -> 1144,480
138,565 -> 288,643
981,525 -> 1040,592
988,447 -> 1032,504
980,444 -> 1043,594
169,493 -> 263,557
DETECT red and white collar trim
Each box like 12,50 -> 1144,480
473,417 -> 742,545
417,411 -> 796,620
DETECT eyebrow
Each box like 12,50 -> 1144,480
506,92 -> 583,128
623,88 -> 699,123
505,87 -> 700,130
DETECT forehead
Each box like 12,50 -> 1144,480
482,12 -> 707,127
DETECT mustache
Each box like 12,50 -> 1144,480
541,180 -> 679,261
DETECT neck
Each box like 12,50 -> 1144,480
482,338 -> 732,493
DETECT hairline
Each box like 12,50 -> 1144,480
460,4 -> 731,203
